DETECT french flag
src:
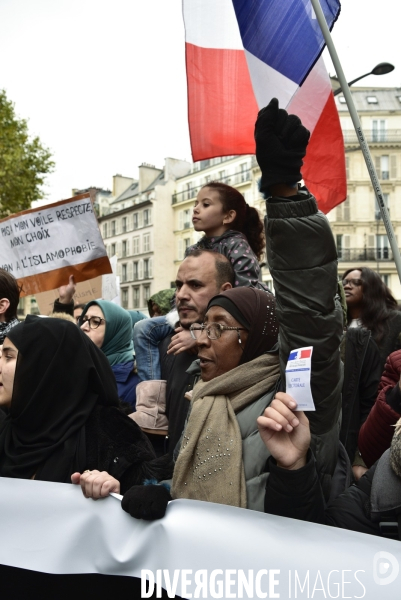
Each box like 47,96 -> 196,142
183,0 -> 346,214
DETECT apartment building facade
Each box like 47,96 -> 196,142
98,159 -> 191,313
328,87 -> 401,299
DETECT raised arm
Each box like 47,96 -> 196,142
256,98 -> 344,499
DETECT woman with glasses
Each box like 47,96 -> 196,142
342,267 -> 401,369
79,300 -> 139,410
340,267 -> 401,477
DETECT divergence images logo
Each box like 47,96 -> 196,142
373,551 -> 400,586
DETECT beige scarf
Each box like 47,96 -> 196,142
171,353 -> 280,508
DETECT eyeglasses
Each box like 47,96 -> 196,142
80,315 -> 106,329
190,323 -> 246,344
342,278 -> 362,288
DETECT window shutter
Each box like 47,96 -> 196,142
139,259 -> 143,280
178,210 -> 183,230
149,257 -> 153,278
367,235 -> 375,248
390,155 -> 397,179
126,239 -> 130,256
138,212 -> 143,228
343,234 -> 350,248
117,263 -> 122,278
128,262 -> 133,282
343,198 -> 350,221
345,156 -> 350,179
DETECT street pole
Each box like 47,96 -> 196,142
311,0 -> 401,284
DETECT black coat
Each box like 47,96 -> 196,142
85,405 -> 173,494
340,328 -> 382,462
159,334 -> 198,457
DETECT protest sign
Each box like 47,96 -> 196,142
34,272 -> 119,315
0,193 -> 111,296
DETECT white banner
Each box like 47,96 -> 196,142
0,477 -> 401,599
0,194 -> 111,295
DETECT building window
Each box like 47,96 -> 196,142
143,285 -> 151,303
143,209 -> 151,226
121,264 -> 128,283
336,234 -> 343,260
144,258 -> 150,279
121,288 -> 129,309
183,209 -> 191,230
133,214 -> 139,229
122,240 -> 128,257
204,175 -> 211,184
367,96 -> 378,104
111,220 -> 116,236
103,223 -> 108,238
132,287 -> 140,308
381,274 -> 390,287
133,261 -> 139,280
122,217 -> 127,233
377,234 -> 390,259
184,238 -> 191,253
143,233 -> 150,253
375,155 -> 389,180
111,243 -> 116,256
372,119 -> 386,142
375,193 -> 389,220
336,197 -> 350,221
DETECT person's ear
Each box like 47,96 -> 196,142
0,298 -> 10,316
220,282 -> 232,292
222,210 -> 236,225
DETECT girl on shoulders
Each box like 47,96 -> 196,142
187,182 -> 269,291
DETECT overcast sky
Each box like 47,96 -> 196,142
0,0 -> 399,205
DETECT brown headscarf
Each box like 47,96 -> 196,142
207,287 -> 279,363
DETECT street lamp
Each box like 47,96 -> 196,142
333,62 -> 395,96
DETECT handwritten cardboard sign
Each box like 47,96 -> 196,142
0,193 -> 111,296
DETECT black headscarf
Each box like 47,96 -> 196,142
207,287 -> 279,364
0,315 -> 119,481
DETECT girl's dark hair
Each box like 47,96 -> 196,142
203,182 -> 265,261
343,266 -> 398,342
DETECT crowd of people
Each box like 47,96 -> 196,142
1,98 -> 401,546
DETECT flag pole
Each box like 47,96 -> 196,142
310,0 -> 401,283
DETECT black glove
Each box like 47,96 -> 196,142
254,97 -> 310,195
122,485 -> 171,520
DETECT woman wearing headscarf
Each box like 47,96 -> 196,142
0,316 -> 171,489
121,287 -> 281,517
79,300 -> 139,410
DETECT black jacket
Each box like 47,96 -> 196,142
159,334 -> 198,457
85,406 -> 173,493
265,450 -> 401,539
340,328 -> 382,462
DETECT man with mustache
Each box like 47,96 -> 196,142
160,249 -> 234,456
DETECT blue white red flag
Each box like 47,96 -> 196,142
183,0 -> 346,213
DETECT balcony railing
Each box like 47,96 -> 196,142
337,247 -> 394,261
172,170 -> 252,205
342,129 -> 401,144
